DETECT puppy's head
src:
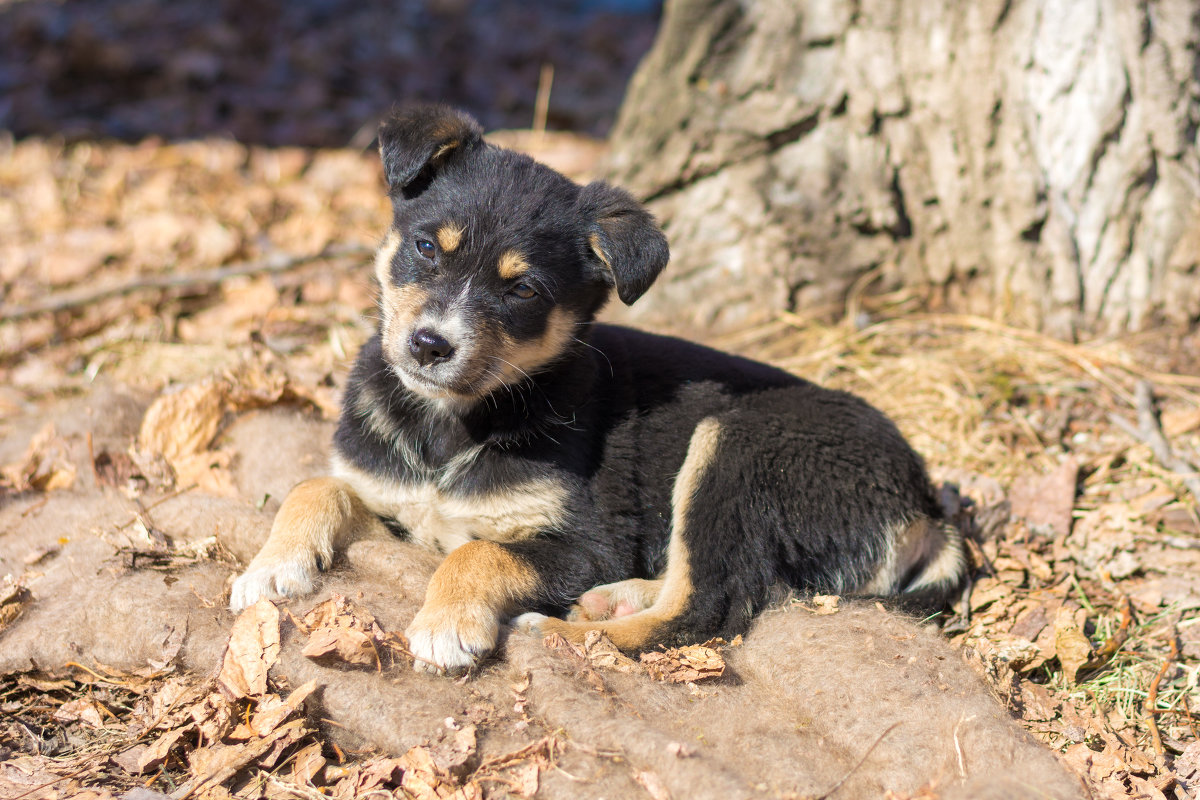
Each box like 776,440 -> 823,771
372,104 -> 669,406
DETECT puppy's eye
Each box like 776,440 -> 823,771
415,239 -> 436,259
509,283 -> 538,300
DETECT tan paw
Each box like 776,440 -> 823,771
567,578 -> 662,621
230,555 -> 318,612
405,602 -> 499,675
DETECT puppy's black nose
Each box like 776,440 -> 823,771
410,328 -> 456,366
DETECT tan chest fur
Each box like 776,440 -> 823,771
331,454 -> 567,553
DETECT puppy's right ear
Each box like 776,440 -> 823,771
377,105 -> 484,197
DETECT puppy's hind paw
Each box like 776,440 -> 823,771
229,557 -> 317,612
567,578 -> 662,621
511,612 -> 550,636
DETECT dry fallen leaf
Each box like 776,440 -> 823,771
16,674 -> 73,692
506,761 -> 540,798
1,423 -> 76,492
239,679 -> 319,738
137,379 -> 227,465
1009,458 -> 1079,538
148,622 -> 187,672
582,629 -> 640,673
53,697 -> 107,728
641,643 -> 726,683
429,723 -> 478,780
299,592 -> 409,670
290,741 -> 327,784
811,594 -> 841,614
355,756 -> 405,793
113,726 -> 191,774
218,599 -> 281,698
190,690 -> 236,744
1053,605 -> 1093,686
987,634 -> 1041,671
0,575 -> 32,633
301,625 -> 379,667
182,718 -> 307,797
134,360 -> 314,495
399,745 -> 483,800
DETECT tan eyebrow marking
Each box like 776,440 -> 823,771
436,222 -> 465,253
374,229 -> 402,285
432,140 -> 460,161
498,250 -> 530,280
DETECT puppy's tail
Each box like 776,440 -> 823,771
857,517 -> 966,616
902,519 -> 966,603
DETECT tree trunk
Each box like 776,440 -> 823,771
603,0 -> 1200,339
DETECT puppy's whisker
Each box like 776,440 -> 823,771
571,336 -> 613,376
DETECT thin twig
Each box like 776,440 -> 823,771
1083,595 -> 1132,670
952,714 -> 975,779
114,483 -> 199,531
1184,696 -> 1200,740
1109,381 -> 1200,503
1,244 -> 371,321
815,721 -> 902,799
1145,627 -> 1180,757
533,63 -> 554,143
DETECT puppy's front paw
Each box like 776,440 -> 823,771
406,604 -> 499,675
230,556 -> 317,612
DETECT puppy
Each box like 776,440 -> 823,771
231,104 -> 965,674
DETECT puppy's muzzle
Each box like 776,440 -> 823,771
410,327 -> 456,367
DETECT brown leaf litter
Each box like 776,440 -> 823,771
217,599 -> 281,699
135,355 -> 336,495
1,423 -> 76,493
540,629 -> 736,687
0,574 -> 32,634
293,591 -> 411,670
0,594 -> 571,800
640,639 -> 733,684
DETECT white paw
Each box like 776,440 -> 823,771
229,557 -> 317,612
405,605 -> 499,675
511,612 -> 549,635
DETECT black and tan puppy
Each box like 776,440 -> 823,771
231,105 -> 965,674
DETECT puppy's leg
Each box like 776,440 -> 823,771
516,417 -> 725,651
406,536 -> 616,674
405,540 -> 536,674
568,578 -> 663,621
230,477 -> 389,611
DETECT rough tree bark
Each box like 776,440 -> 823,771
603,0 -> 1200,338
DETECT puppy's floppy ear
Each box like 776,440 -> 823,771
377,105 -> 484,196
576,182 -> 670,306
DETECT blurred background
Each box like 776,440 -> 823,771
0,0 -> 661,145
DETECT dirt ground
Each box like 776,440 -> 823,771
2,3 -> 1200,798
